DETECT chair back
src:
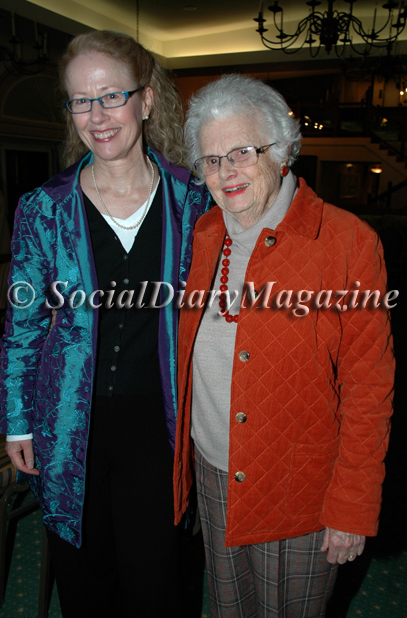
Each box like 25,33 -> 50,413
0,434 -> 17,490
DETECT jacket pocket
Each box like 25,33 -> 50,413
286,437 -> 339,520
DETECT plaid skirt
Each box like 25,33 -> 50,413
195,447 -> 338,618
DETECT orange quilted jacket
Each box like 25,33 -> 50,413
173,179 -> 394,547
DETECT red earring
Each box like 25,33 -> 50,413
280,164 -> 289,177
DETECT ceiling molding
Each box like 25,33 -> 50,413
2,0 -> 406,70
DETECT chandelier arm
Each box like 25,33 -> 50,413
260,18 -> 310,49
305,10 -> 325,36
2,53 -> 47,76
282,41 -> 314,54
275,14 -> 312,41
0,46 -> 13,62
350,12 -> 403,44
348,37 -> 373,56
272,9 -> 284,36
308,42 -> 323,58
333,39 -> 348,58
337,13 -> 352,35
260,32 -> 306,51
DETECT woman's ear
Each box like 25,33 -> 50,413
142,86 -> 154,119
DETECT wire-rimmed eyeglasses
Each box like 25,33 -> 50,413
63,86 -> 145,114
194,143 -> 276,177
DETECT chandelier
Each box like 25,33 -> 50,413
0,13 -> 48,75
254,1 -> 407,57
342,45 -> 407,87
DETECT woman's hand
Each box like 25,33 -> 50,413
320,527 -> 365,564
5,439 -> 40,475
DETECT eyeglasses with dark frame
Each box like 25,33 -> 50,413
63,86 -> 145,114
194,143 -> 277,177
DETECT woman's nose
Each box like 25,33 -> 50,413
89,100 -> 109,123
218,157 -> 238,180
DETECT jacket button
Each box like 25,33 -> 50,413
264,236 -> 276,247
234,471 -> 246,482
236,412 -> 247,423
238,350 -> 250,362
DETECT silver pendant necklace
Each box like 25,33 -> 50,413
91,157 -> 155,231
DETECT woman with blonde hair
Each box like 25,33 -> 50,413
0,30 -> 210,617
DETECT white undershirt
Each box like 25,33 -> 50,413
101,180 -> 159,252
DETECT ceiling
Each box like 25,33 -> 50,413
1,0 -> 407,70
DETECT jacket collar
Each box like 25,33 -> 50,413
42,151 -> 93,203
196,177 -> 323,241
147,147 -> 192,185
276,177 -> 323,240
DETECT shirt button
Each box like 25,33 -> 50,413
123,255 -> 129,261
238,350 -> 250,362
234,471 -> 246,483
236,412 -> 247,423
264,236 -> 276,247
108,385 -> 114,392
123,278 -> 129,284
114,346 -> 120,352
118,323 -> 124,329
111,365 -> 116,372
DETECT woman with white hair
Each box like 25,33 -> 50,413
173,74 -> 394,617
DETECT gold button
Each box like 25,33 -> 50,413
238,350 -> 250,362
236,412 -> 247,423
264,236 -> 276,247
234,471 -> 246,482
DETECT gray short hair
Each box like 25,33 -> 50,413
185,74 -> 302,183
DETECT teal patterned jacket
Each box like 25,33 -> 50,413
0,149 -> 211,546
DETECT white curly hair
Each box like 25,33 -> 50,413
184,74 -> 302,183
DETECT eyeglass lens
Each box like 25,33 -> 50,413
67,92 -> 127,113
201,147 -> 258,175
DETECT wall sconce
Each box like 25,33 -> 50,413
370,164 -> 383,174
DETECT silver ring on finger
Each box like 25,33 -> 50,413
348,554 -> 356,561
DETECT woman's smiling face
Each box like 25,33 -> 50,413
199,111 -> 281,229
65,51 -> 152,164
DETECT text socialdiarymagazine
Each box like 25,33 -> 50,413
7,280 -> 399,317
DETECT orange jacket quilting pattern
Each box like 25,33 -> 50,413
173,179 -> 395,547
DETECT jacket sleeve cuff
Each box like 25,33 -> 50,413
6,433 -> 34,441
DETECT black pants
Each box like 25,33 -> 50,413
47,394 -> 181,618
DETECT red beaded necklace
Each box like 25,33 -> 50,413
219,232 -> 239,323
